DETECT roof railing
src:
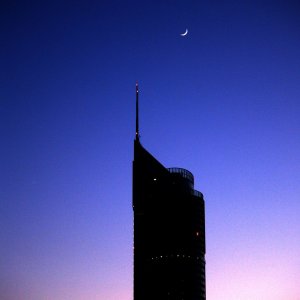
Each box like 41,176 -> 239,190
194,190 -> 203,198
167,167 -> 194,183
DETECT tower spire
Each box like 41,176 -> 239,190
135,82 -> 140,142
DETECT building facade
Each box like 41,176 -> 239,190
133,84 -> 206,300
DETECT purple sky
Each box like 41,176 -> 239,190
1,1 -> 300,299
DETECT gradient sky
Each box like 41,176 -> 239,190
1,1 -> 300,299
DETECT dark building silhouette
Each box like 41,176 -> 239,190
133,84 -> 206,300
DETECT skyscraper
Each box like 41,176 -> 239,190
133,83 -> 206,300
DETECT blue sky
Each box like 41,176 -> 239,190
1,1 -> 300,299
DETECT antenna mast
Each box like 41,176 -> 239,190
135,82 -> 140,142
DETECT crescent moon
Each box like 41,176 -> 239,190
180,29 -> 188,36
